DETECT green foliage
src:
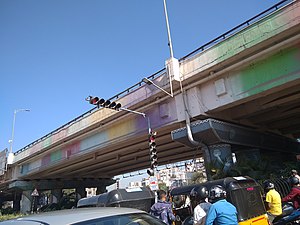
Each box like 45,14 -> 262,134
0,208 -> 15,215
191,171 -> 207,184
209,152 -> 300,181
158,182 -> 168,192
0,213 -> 24,222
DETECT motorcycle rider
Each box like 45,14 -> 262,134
264,181 -> 282,224
205,185 -> 238,225
190,186 -> 211,225
282,177 -> 300,209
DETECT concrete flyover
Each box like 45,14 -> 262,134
0,0 -> 299,212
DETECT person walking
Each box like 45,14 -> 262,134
150,190 -> 175,225
282,177 -> 300,209
205,185 -> 238,225
190,186 -> 211,225
264,181 -> 282,224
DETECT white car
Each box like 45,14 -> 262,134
0,207 -> 165,225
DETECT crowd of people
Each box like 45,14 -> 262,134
150,184 -> 238,225
150,169 -> 300,225
264,169 -> 300,224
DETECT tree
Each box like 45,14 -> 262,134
158,182 -> 168,192
191,171 -> 207,184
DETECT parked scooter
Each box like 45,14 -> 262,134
273,203 -> 300,225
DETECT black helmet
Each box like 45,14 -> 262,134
263,181 -> 275,190
290,177 -> 299,186
190,186 -> 208,201
209,185 -> 226,201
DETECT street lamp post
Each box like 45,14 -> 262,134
163,0 -> 174,58
7,109 -> 30,165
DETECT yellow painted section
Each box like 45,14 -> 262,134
107,119 -> 136,139
238,214 -> 269,225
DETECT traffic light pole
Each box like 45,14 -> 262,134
119,107 -> 151,134
86,96 -> 157,183
119,107 -> 157,180
119,107 -> 158,193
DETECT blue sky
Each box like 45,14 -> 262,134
0,0 -> 281,154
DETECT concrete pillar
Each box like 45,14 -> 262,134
201,145 -> 212,181
96,185 -> 107,195
208,144 -> 234,177
50,189 -> 62,204
20,190 -> 32,214
13,192 -> 21,212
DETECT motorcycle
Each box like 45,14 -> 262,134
273,203 -> 300,225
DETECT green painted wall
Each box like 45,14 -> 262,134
232,46 -> 300,98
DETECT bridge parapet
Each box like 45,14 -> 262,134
180,0 -> 300,80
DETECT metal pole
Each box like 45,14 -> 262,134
163,0 -> 174,58
9,110 -> 17,154
120,107 -> 146,118
120,107 -> 151,134
9,109 -> 30,154
119,106 -> 156,192
146,116 -> 151,135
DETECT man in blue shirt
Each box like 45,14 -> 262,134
205,185 -> 238,225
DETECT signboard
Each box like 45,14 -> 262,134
0,149 -> 7,175
149,176 -> 158,191
31,188 -> 39,197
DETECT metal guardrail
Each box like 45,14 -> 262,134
15,0 -> 293,155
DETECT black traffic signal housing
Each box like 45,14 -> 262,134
86,96 -> 121,110
87,96 -> 100,105
147,131 -> 157,176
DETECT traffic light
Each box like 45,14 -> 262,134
86,96 -> 121,110
116,179 -> 120,189
86,96 -> 100,105
147,131 -> 158,176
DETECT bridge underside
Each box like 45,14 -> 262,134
209,78 -> 300,140
15,124 -> 201,181
172,78 -> 300,153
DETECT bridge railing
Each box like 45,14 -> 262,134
14,0 -> 293,156
15,68 -> 166,155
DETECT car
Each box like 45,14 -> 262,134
0,207 -> 166,225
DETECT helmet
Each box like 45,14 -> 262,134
263,181 -> 275,190
290,177 -> 299,186
190,186 -> 208,201
209,185 -> 226,201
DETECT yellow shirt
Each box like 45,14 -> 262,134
266,189 -> 282,215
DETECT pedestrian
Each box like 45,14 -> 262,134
291,169 -> 300,181
205,185 -> 238,225
150,190 -> 175,225
190,186 -> 211,225
264,181 -> 282,224
282,177 -> 300,209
